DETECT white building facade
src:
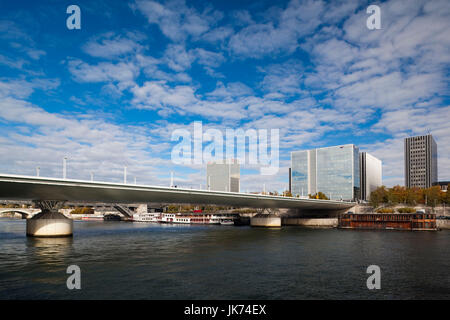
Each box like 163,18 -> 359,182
206,159 -> 240,192
359,152 -> 382,201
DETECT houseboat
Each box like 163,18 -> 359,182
338,212 -> 437,231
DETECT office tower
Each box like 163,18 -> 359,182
291,145 -> 360,201
360,152 -> 382,201
405,134 -> 438,188
206,159 -> 240,192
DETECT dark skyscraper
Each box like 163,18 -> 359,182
404,134 -> 438,188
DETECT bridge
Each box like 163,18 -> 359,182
0,208 -> 40,219
0,174 -> 355,237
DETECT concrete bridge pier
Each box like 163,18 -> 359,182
26,200 -> 73,237
250,208 -> 282,228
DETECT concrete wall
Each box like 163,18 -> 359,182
282,218 -> 338,227
437,219 -> 450,230
250,214 -> 281,227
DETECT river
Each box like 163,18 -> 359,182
0,218 -> 449,299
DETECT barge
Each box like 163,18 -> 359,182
338,212 -> 437,231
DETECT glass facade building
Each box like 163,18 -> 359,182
291,145 -> 360,201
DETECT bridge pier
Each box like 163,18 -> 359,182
26,200 -> 73,237
250,208 -> 281,228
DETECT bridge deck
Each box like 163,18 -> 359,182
0,174 -> 355,212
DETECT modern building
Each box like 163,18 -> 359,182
206,159 -> 240,192
432,181 -> 449,192
360,152 -> 382,201
404,134 -> 438,188
291,145 -> 360,201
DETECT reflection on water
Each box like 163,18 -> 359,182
0,218 -> 449,299
26,237 -> 73,264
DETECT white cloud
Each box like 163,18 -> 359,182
83,32 -> 146,59
228,0 -> 324,58
132,0 -> 221,42
68,59 -> 139,89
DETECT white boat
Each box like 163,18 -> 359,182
132,213 -> 159,222
220,218 -> 235,225
134,212 -> 238,225
160,213 -> 191,224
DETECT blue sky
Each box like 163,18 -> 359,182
0,0 -> 449,192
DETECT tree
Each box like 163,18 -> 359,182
309,192 -> 329,200
388,185 -> 407,204
369,186 -> 388,208
283,190 -> 292,197
405,187 -> 423,205
445,185 -> 450,204
423,186 -> 441,207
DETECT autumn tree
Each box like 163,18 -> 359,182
369,186 -> 389,208
388,185 -> 407,204
405,187 -> 423,205
445,185 -> 450,204
283,190 -> 293,197
309,192 -> 329,200
423,186 -> 441,207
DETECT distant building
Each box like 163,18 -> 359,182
206,160 -> 240,192
291,144 -> 360,201
404,134 -> 438,188
360,152 -> 382,201
432,181 -> 449,192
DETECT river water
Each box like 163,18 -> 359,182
0,218 -> 449,299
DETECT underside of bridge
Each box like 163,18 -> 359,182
0,174 -> 355,237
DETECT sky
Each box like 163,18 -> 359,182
0,0 -> 449,192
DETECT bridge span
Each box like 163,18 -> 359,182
0,174 -> 355,237
0,208 -> 40,219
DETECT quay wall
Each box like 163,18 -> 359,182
282,218 -> 338,227
437,219 -> 450,230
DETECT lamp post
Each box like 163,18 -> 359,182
90,172 -> 94,181
63,157 -> 67,179
123,166 -> 127,184
36,167 -> 40,177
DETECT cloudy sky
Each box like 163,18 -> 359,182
0,0 -> 449,192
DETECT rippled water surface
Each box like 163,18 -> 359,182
0,218 -> 449,299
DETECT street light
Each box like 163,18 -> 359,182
36,167 -> 40,177
63,157 -> 67,179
